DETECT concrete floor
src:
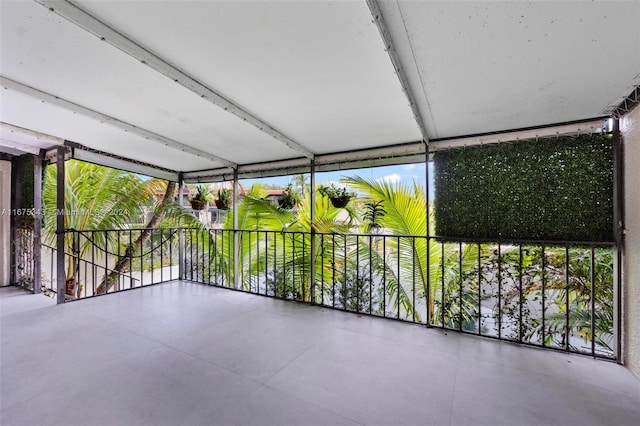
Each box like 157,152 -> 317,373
1,282 -> 639,426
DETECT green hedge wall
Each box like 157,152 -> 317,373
433,135 -> 613,241
13,154 -> 35,229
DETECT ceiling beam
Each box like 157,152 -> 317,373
1,76 -> 236,167
1,122 -> 64,146
36,0 -> 315,160
366,0 -> 430,143
184,140 -> 425,182
0,138 -> 42,155
71,144 -> 180,182
605,84 -> 640,118
428,118 -> 607,151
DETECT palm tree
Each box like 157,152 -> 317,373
194,177 -> 474,323
43,160 -> 200,297
195,183 -> 354,299
195,176 -> 478,325
343,176 -> 479,324
96,179 -> 202,294
291,174 -> 308,197
43,161 -> 148,296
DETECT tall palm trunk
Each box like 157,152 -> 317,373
97,181 -> 177,294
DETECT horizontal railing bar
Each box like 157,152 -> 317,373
234,229 -> 616,247
65,228 -> 616,247
66,227 -> 191,233
428,235 -> 616,247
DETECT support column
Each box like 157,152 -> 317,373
0,158 -> 11,286
425,144 -> 431,326
309,160 -> 316,304
233,168 -> 239,289
612,118 -> 624,363
33,152 -> 43,294
621,104 -> 640,377
55,146 -> 66,304
178,173 -> 184,280
9,157 -> 20,286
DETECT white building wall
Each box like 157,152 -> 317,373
0,160 -> 11,286
621,106 -> 640,378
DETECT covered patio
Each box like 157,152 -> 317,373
2,282 -> 639,426
2,1 -> 640,424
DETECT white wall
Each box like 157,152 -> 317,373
621,106 -> 640,378
0,160 -> 11,286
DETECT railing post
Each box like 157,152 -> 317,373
55,146 -> 66,304
178,173 -> 185,280
233,168 -> 239,289
310,159 -> 316,305
33,151 -> 43,294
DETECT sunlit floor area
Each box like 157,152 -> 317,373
1,282 -> 639,426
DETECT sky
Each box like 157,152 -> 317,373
137,161 -> 435,199
241,162 -> 435,199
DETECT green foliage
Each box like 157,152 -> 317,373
204,183 -> 356,299
189,184 -> 213,202
42,160 -> 201,296
13,155 -> 36,228
278,183 -> 300,210
216,188 -> 232,210
344,176 -> 466,322
362,200 -> 386,233
461,244 -> 614,354
43,160 -> 147,253
318,183 -> 355,208
433,135 -> 614,241
540,247 -> 614,351
187,176 -> 613,355
335,260 -> 372,312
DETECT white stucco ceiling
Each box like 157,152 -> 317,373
378,0 -> 640,140
1,0 -> 638,176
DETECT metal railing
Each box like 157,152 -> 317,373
42,228 -> 180,300
34,226 -> 615,359
182,228 -> 616,359
427,238 -> 615,359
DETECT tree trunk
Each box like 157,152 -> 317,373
96,181 -> 177,294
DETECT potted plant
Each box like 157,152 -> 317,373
215,188 -> 232,210
363,200 -> 386,233
318,183 -> 355,208
189,185 -> 212,210
278,183 -> 300,210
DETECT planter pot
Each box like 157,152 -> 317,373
215,199 -> 228,210
330,196 -> 351,208
190,199 -> 208,211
